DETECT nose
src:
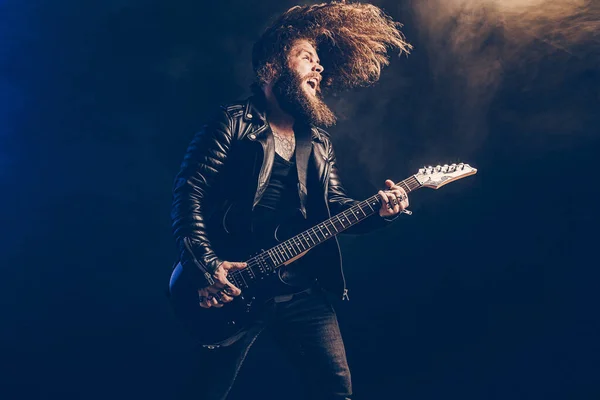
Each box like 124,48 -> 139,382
313,62 -> 324,74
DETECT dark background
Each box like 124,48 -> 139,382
1,1 -> 599,399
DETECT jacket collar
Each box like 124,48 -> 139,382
242,95 -> 328,144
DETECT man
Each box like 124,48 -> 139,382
170,3 -> 412,399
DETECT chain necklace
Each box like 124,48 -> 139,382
272,129 -> 296,161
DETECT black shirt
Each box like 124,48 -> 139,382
252,152 -> 300,232
252,151 -> 316,291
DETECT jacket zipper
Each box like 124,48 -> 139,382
322,152 -> 349,301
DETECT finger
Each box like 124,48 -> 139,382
398,196 -> 409,210
224,261 -> 247,271
393,186 -> 407,197
391,190 -> 402,204
231,262 -> 247,271
224,283 -> 242,297
379,190 -> 391,209
385,179 -> 395,189
391,196 -> 400,214
209,296 -> 219,307
391,189 -> 403,198
218,293 -> 234,303
199,295 -> 212,308
207,286 -> 223,294
394,202 -> 400,214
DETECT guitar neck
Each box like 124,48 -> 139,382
227,175 -> 422,290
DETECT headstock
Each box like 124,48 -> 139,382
414,163 -> 477,189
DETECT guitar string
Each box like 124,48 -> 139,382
232,169 -> 470,283
227,176 -> 423,288
228,176 -> 424,285
234,177 -> 422,274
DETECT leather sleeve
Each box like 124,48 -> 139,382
171,108 -> 233,284
326,141 -> 399,235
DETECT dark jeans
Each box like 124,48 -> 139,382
196,288 -> 352,400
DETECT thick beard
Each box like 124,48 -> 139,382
272,67 -> 337,128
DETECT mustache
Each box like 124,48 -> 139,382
304,72 -> 322,84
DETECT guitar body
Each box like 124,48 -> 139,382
168,261 -> 262,346
168,211 -> 311,347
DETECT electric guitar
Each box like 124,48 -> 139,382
168,163 -> 477,347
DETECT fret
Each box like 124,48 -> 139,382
273,246 -> 285,263
370,196 -> 380,210
340,213 -> 351,226
400,181 -> 411,193
330,216 -> 343,231
285,241 -> 296,258
365,199 -> 376,213
352,205 -> 365,219
307,228 -> 317,243
287,239 -> 300,256
269,248 -> 281,265
300,235 -> 309,249
322,222 -> 333,236
266,250 -> 278,266
345,209 -> 358,224
286,241 -> 297,257
305,231 -> 316,245
293,235 -> 302,250
319,221 -> 332,239
277,244 -> 291,261
358,202 -> 370,217
335,214 -> 346,229
296,236 -> 307,251
315,225 -> 326,241
294,237 -> 304,252
328,218 -> 342,233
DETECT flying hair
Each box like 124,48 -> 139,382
252,1 -> 412,92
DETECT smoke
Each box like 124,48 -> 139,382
410,0 -> 600,146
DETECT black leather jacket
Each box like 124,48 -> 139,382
171,96 -> 396,297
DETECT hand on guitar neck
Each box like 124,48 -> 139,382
377,179 -> 410,218
198,261 -> 246,308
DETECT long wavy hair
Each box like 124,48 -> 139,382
252,1 -> 412,93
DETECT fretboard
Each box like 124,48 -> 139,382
227,176 -> 422,290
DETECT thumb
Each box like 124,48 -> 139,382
229,261 -> 247,271
385,179 -> 394,188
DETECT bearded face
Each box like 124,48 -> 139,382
272,61 -> 337,128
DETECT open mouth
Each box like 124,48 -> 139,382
306,78 -> 318,93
